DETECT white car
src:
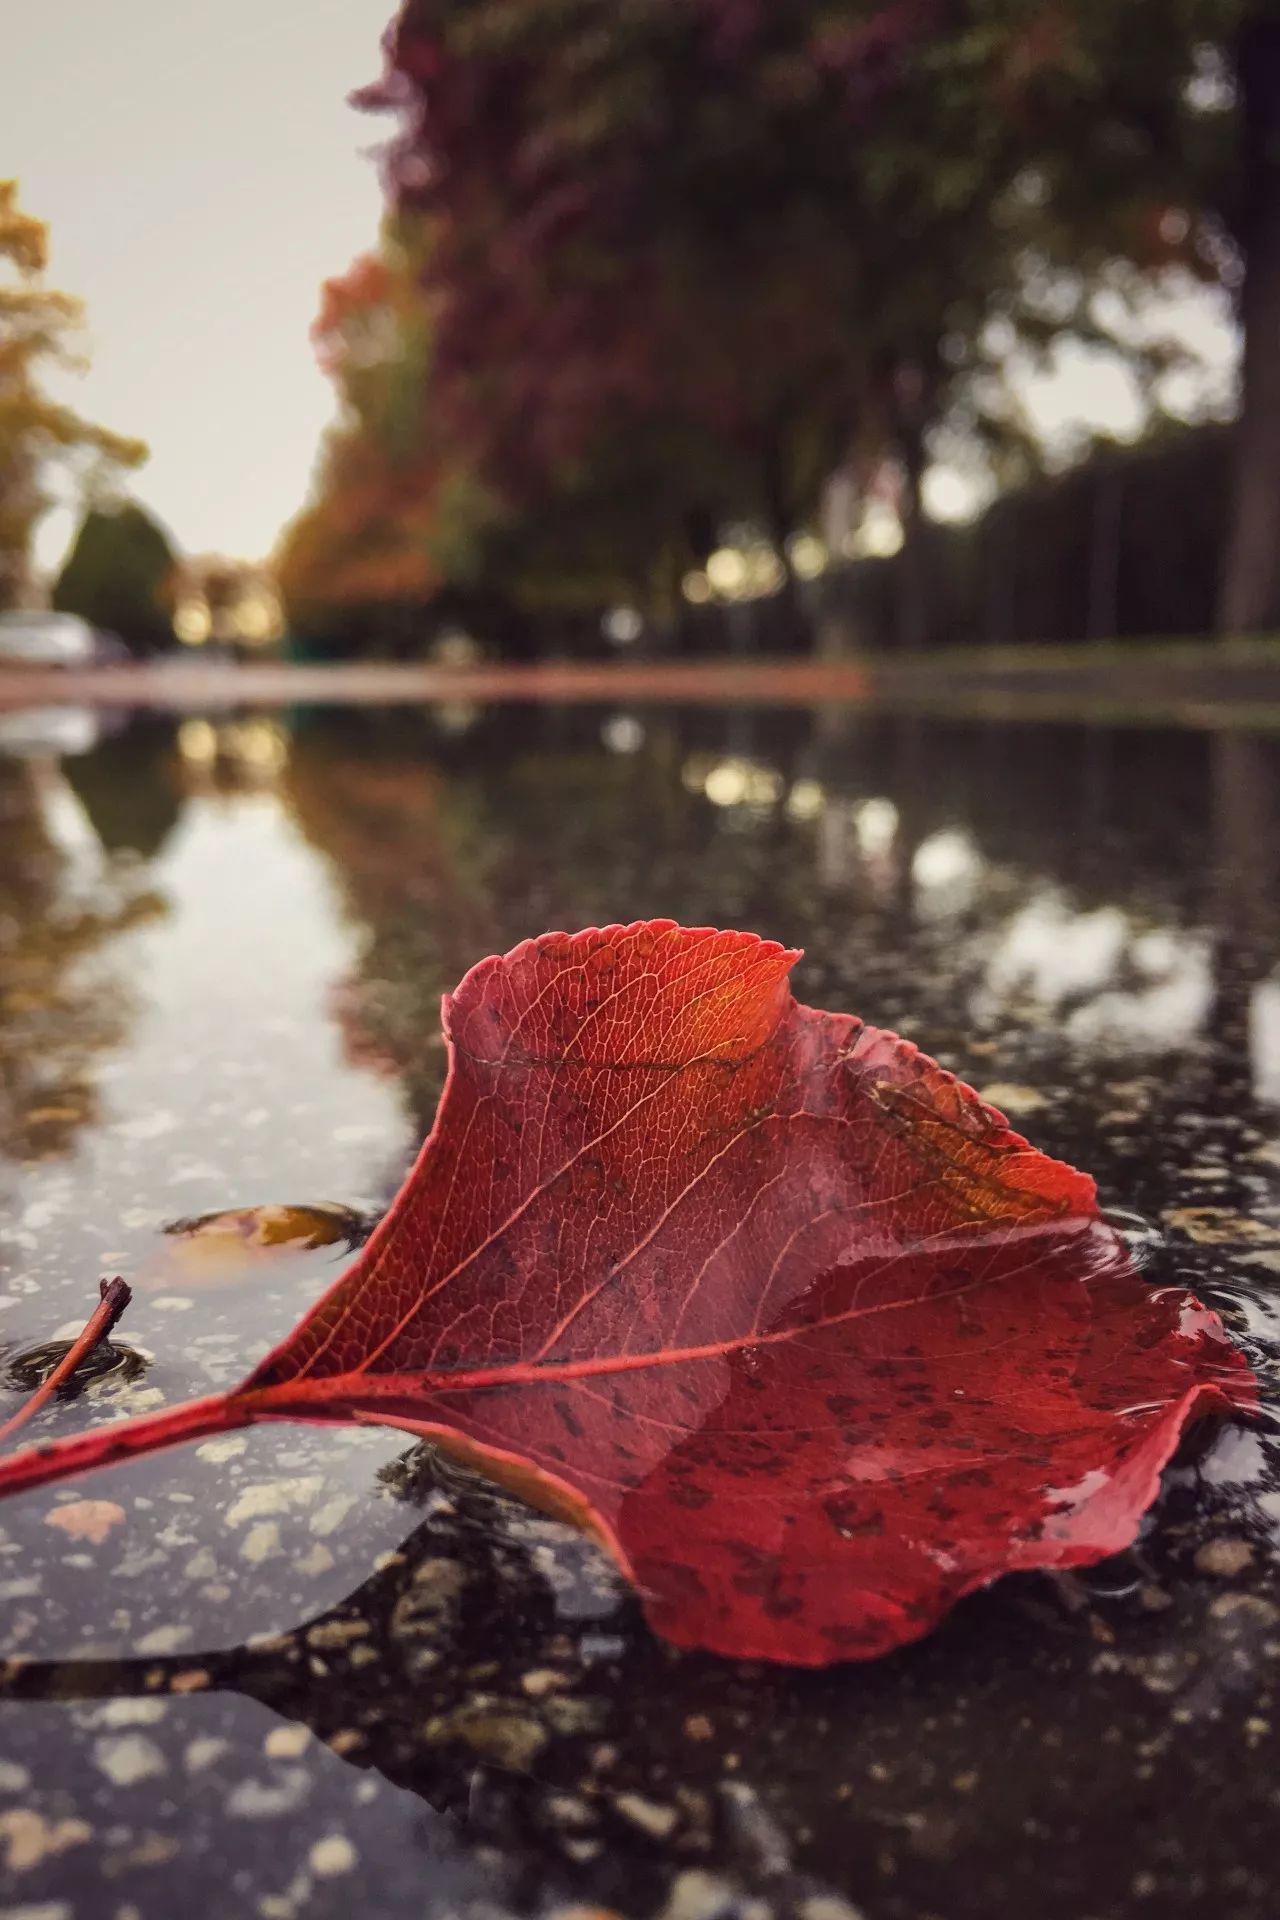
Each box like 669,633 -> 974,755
0,705 -> 103,758
0,610 -> 98,667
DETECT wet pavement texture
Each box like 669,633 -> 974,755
0,700 -> 1278,1920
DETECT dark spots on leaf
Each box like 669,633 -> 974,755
667,1482 -> 714,1510
762,1589 -> 803,1622
823,1495 -> 886,1539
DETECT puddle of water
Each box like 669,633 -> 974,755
0,704 -> 1278,1920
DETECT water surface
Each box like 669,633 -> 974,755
0,702 -> 1277,1920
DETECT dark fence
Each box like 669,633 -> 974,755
815,422 -> 1234,653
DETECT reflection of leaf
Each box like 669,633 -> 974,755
0,923 -> 1254,1665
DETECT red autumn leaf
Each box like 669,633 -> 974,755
0,922 -> 1254,1665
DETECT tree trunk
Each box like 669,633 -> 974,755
1218,21 -> 1280,635
896,424 -> 932,652
760,437 -> 796,580
1204,730 -> 1280,1107
760,434 -> 807,650
1086,463 -> 1124,641
984,496 -> 1018,647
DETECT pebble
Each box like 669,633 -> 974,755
0,1809 -> 91,1873
613,1792 -> 679,1840
241,1522 -> 283,1564
1195,1538 -> 1255,1578
264,1726 -> 311,1760
309,1835 -> 357,1877
93,1735 -> 167,1788
185,1738 -> 230,1774
226,1478 -> 323,1527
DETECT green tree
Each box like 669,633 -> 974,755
53,501 -> 178,653
0,181 -> 145,608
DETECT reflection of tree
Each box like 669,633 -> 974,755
1207,730 -> 1280,1108
801,711 -> 1250,1080
285,703 -> 1280,1141
0,760 -> 165,1161
285,715 -> 501,1128
285,707 -> 832,1139
61,715 -> 182,859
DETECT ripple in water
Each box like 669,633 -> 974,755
3,1338 -> 149,1398
1199,1279 -> 1280,1397
1101,1206 -> 1165,1271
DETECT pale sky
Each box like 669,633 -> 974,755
4,0 -> 394,569
4,4 -> 1240,571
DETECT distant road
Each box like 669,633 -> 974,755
3,643 -> 1280,726
0,657 -> 871,711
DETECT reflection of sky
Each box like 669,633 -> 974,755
2,763 -> 413,1289
81,785 -> 411,1202
16,723 -> 1280,1220
682,753 -> 1236,1067
975,885 -> 1214,1052
711,763 -> 1278,1084
0,757 -> 425,1655
5,0 -> 391,567
1250,981 -> 1280,1109
911,827 -> 982,920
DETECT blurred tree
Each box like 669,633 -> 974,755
62,716 -> 182,859
274,234 -> 490,647
932,2 -> 1277,636
52,501 -> 178,654
0,181 -> 145,609
352,1 -> 1245,647
353,2 -> 941,625
308,1 -> 1269,650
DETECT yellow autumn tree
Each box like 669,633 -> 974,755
0,180 -> 146,607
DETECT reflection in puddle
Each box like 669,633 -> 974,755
911,824 -> 982,918
4,1332 -> 148,1396
977,883 -> 1214,1049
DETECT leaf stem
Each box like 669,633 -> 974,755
0,1277 -> 133,1448
0,1388 -> 256,1500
